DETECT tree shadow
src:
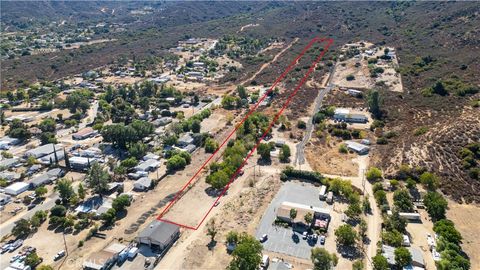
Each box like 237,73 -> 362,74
207,240 -> 217,250
257,158 -> 272,166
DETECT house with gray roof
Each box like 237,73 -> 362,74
136,220 -> 179,250
24,143 -> 62,158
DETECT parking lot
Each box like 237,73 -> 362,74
255,181 -> 332,259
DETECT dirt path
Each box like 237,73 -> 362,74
240,38 -> 299,85
323,155 -> 381,270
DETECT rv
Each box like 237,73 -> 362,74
319,185 -> 327,200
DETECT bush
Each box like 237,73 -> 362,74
414,127 -> 429,136
366,167 -> 382,181
346,74 -> 355,81
338,144 -> 348,154
281,166 -> 323,183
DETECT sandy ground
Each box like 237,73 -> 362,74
157,167 -> 283,270
102,75 -> 143,85
331,57 -> 373,89
305,137 -> 359,177
332,43 -> 403,92
446,201 -> 480,270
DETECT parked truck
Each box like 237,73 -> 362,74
326,191 -> 334,204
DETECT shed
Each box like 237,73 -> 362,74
136,220 -> 180,249
345,141 -> 370,155
133,177 -> 152,191
5,182 -> 30,196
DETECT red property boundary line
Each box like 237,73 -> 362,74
157,37 -> 334,230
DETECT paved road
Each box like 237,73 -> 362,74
0,193 -> 59,238
295,64 -> 336,166
295,84 -> 332,166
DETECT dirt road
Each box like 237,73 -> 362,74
323,155 -> 381,270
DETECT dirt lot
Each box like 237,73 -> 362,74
157,168 -> 283,270
305,136 -> 359,176
446,200 -> 480,270
332,56 -> 374,89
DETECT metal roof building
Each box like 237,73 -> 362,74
136,220 -> 180,250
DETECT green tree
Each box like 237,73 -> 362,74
25,251 -> 42,268
257,143 -> 271,161
228,234 -> 263,270
166,155 -> 187,171
237,85 -> 248,100
345,202 -> 362,221
50,205 -> 67,217
86,162 -> 110,194
304,212 -> 313,225
433,219 -> 462,245
101,208 -> 116,225
77,183 -> 86,200
366,167 -> 382,181
352,260 -> 364,270
290,208 -> 297,220
7,119 -> 31,141
226,231 -> 239,244
386,210 -> 407,233
372,254 -> 389,270
207,218 -> 218,243
393,189 -> 414,212
112,194 -> 131,212
191,119 -> 201,133
366,89 -> 382,118
205,138 -> 219,153
12,218 -> 31,237
279,144 -> 291,162
382,230 -> 403,247
311,247 -> 338,270
35,186 -> 48,198
39,118 -> 56,132
55,178 -> 75,203
423,192 -> 448,221
206,169 -> 230,189
419,172 -> 439,191
335,224 -> 358,247
394,247 -> 412,267
359,219 -> 368,239
127,141 -> 147,159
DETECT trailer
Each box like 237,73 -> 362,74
319,185 -> 327,200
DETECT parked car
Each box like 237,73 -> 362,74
54,250 -> 66,261
259,234 -> 268,243
8,239 -> 23,252
319,235 -> 326,245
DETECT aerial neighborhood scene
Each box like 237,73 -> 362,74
0,2 -> 479,270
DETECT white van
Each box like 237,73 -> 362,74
260,254 -> 269,269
